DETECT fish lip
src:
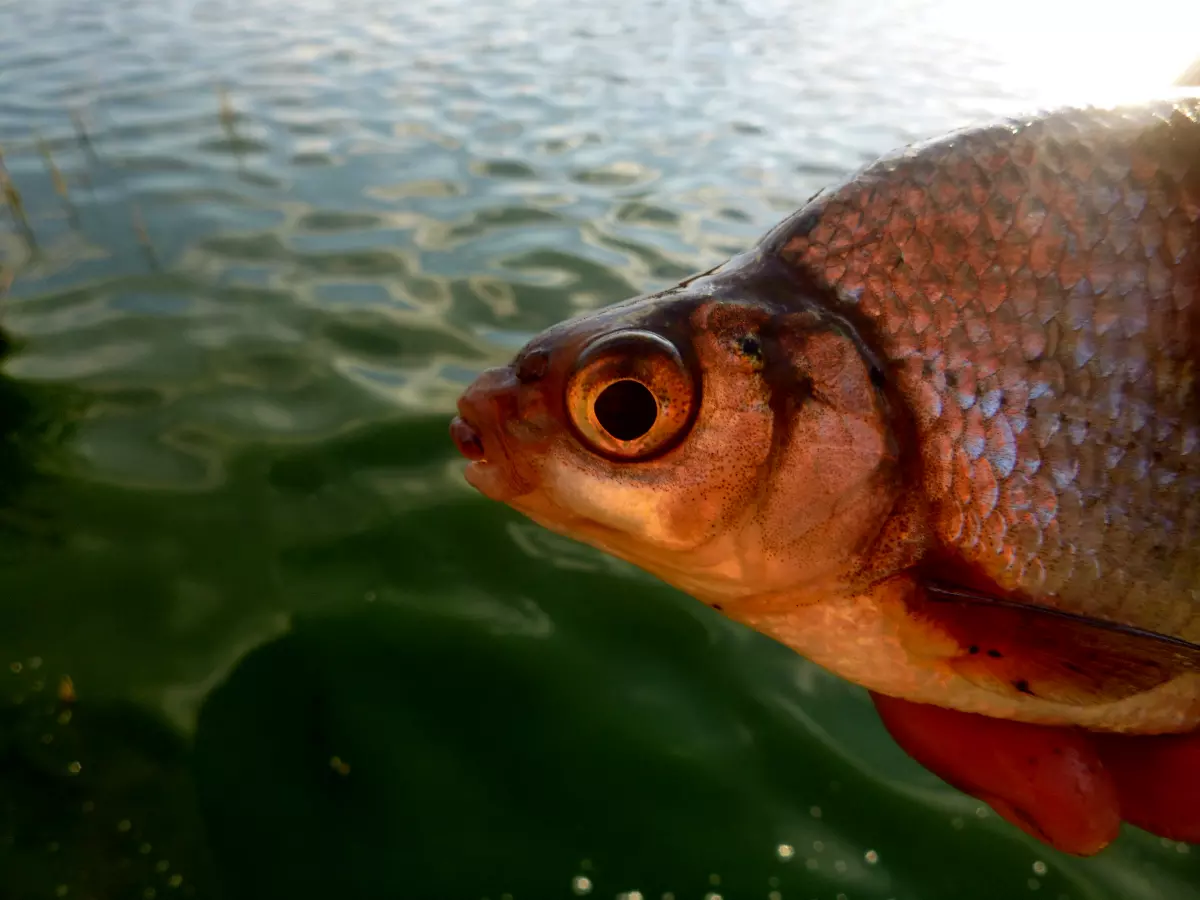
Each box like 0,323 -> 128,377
450,415 -> 486,462
453,377 -> 531,503
453,384 -> 501,465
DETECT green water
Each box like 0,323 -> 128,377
2,0 -> 1200,897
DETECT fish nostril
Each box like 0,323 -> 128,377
515,349 -> 549,383
450,416 -> 486,461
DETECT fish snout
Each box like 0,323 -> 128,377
452,364 -> 547,502
451,365 -> 523,463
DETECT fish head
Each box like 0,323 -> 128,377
451,261 -> 908,603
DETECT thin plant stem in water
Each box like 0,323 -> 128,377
35,132 -> 80,228
70,107 -> 100,170
0,146 -> 37,251
130,202 -> 160,272
217,83 -> 247,177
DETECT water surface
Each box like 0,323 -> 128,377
3,0 -> 1200,897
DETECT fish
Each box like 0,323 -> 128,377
451,87 -> 1200,852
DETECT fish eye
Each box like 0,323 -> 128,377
593,379 -> 658,440
565,329 -> 698,460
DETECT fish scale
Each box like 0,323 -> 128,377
774,95 -> 1200,641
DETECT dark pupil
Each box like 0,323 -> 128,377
594,380 -> 658,441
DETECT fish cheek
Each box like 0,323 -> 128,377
537,448 -> 697,549
668,322 -> 781,539
641,341 -> 778,554
754,326 -> 901,583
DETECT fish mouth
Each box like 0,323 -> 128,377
450,415 -> 486,462
451,387 -> 529,503
449,414 -> 500,497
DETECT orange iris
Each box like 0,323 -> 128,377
565,329 -> 698,461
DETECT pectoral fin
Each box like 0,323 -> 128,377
907,582 -> 1200,707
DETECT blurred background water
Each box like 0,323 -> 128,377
3,0 -> 1200,898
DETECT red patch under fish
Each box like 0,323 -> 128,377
871,692 -> 1121,855
872,693 -> 1200,853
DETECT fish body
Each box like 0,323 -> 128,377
452,90 -> 1200,736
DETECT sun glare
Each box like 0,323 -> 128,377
940,0 -> 1200,104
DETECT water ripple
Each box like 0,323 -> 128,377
3,0 -> 1200,896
